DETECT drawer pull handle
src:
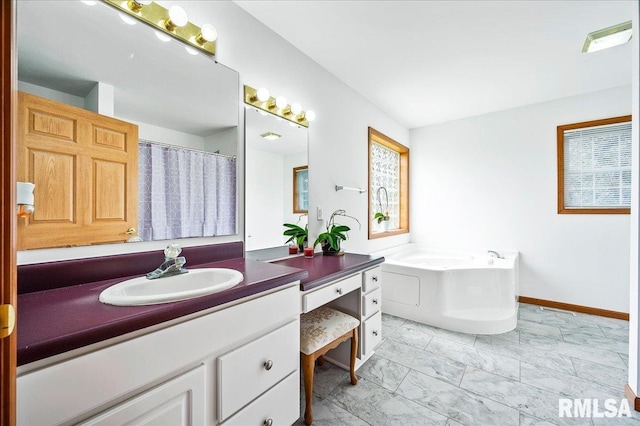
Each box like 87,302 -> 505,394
372,276 -> 378,282
264,419 -> 273,426
372,330 -> 379,336
373,299 -> 379,304
336,288 -> 343,295
264,360 -> 273,371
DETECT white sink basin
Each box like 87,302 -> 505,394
99,268 -> 244,306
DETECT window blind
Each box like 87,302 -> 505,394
563,122 -> 631,209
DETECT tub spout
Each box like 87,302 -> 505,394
488,250 -> 504,259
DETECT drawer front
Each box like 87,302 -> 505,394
302,274 -> 361,312
362,311 -> 382,357
362,288 -> 382,318
218,320 -> 299,421
221,372 -> 299,426
362,266 -> 382,293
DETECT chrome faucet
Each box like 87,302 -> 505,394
488,250 -> 504,259
146,242 -> 188,279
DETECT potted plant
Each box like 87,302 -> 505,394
375,186 -> 391,232
313,209 -> 360,256
374,211 -> 390,232
283,222 -> 308,252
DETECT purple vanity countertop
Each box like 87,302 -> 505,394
273,252 -> 385,292
18,257 -> 307,366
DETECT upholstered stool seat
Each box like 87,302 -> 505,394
300,307 -> 360,425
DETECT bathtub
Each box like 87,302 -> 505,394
375,244 -> 519,335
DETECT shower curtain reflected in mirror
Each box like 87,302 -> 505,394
138,141 -> 237,241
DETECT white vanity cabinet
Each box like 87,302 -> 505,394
300,265 -> 383,370
17,283 -> 301,426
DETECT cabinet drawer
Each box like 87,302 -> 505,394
362,267 -> 382,293
218,320 -> 299,421
362,288 -> 382,318
222,372 -> 299,426
302,274 -> 361,313
362,311 -> 382,357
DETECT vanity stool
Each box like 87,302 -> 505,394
300,306 -> 360,425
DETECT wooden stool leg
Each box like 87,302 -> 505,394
349,328 -> 358,385
301,353 -> 315,425
316,355 -> 324,366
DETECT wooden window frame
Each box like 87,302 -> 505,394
293,165 -> 308,214
368,127 -> 409,239
557,115 -> 631,215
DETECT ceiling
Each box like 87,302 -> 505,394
234,0 -> 634,129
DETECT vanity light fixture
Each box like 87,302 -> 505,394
582,21 -> 632,53
260,131 -> 282,141
244,85 -> 314,127
103,0 -> 217,56
165,5 -> 188,31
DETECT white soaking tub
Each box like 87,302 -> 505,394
375,244 -> 519,334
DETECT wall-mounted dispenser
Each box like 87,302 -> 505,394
17,182 -> 35,217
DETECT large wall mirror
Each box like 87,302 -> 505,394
16,0 -> 239,247
245,107 -> 308,252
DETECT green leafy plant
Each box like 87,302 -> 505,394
283,223 -> 308,249
313,209 -> 360,253
374,211 -> 390,224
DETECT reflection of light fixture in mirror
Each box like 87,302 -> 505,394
260,131 -> 282,141
103,0 -> 216,55
81,0 -> 97,5
155,31 -> 171,42
17,182 -> 35,218
243,85 -> 314,127
126,0 -> 152,12
185,46 -> 199,56
583,21 -> 632,53
196,23 -> 218,45
165,5 -> 188,31
119,13 -> 137,25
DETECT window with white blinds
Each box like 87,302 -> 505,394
558,116 -> 631,214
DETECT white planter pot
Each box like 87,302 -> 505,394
378,220 -> 390,232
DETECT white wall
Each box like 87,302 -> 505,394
411,85 -> 631,313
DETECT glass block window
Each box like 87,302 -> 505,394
558,116 -> 631,214
368,128 -> 409,238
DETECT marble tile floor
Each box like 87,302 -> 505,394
295,303 -> 637,426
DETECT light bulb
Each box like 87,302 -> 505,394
136,0 -> 152,4
165,5 -> 188,31
199,23 -> 218,43
290,103 -> 302,115
256,88 -> 270,102
275,96 -> 287,110
305,110 -> 316,122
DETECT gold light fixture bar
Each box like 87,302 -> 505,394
244,85 -> 311,128
102,0 -> 216,56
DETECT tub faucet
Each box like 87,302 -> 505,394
488,250 -> 504,259
146,242 -> 188,280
